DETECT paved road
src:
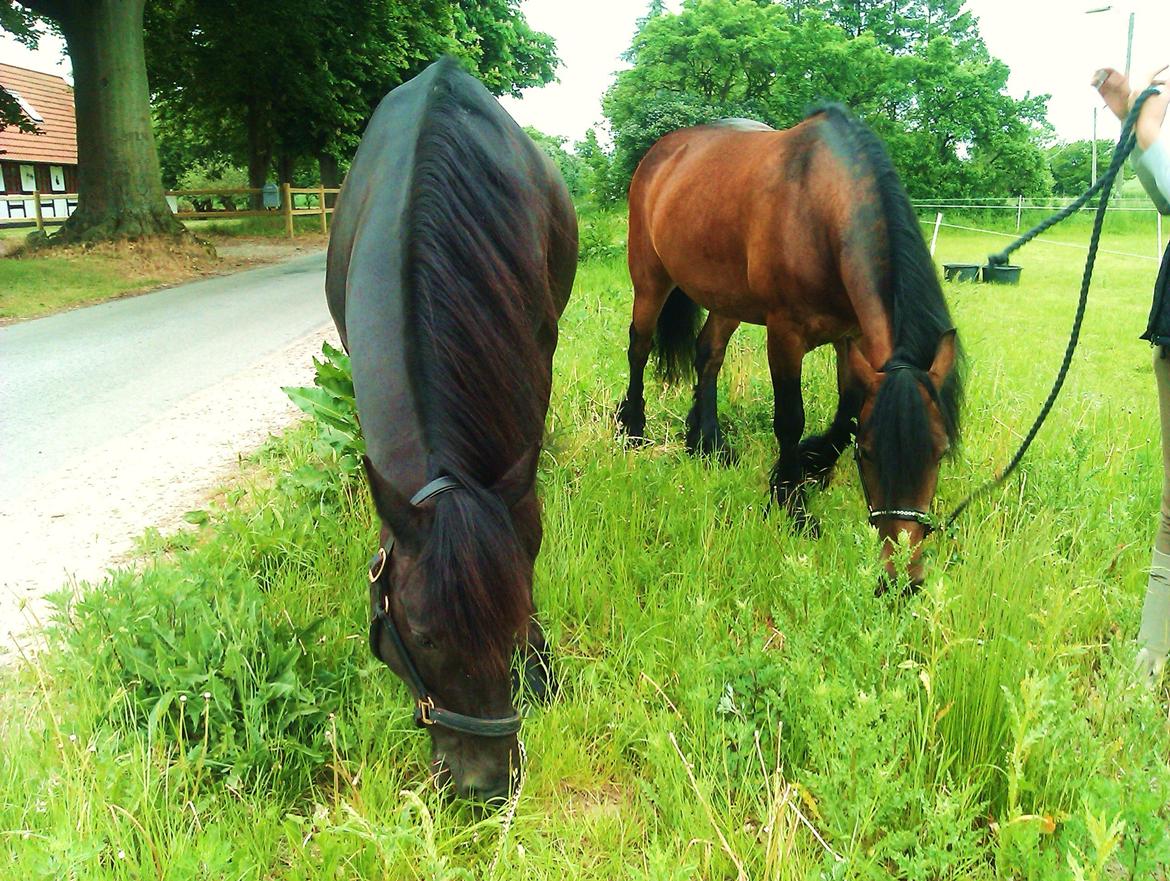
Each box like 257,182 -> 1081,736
1,251 -> 337,653
1,251 -> 330,498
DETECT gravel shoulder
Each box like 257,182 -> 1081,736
1,251 -> 338,661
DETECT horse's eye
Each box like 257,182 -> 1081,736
413,633 -> 437,651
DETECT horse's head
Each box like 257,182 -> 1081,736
363,452 -> 541,802
847,331 -> 959,592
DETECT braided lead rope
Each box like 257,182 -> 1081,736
945,87 -> 1162,528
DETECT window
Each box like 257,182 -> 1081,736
19,164 -> 36,192
9,91 -> 43,123
49,166 -> 65,192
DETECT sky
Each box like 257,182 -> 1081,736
2,1 -> 1168,146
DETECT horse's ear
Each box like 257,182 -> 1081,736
846,339 -> 880,394
928,330 -> 958,392
492,444 -> 540,509
362,456 -> 424,548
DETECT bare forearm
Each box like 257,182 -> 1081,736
1137,91 -> 1170,151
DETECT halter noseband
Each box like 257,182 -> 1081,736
367,474 -> 523,738
853,363 -> 936,533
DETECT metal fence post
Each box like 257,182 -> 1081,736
930,212 -> 943,257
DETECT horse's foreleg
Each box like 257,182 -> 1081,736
515,617 -> 556,705
799,338 -> 863,486
766,324 -> 815,535
686,313 -> 739,462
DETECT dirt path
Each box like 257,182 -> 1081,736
1,322 -> 339,662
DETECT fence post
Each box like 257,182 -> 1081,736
929,212 -> 943,258
1016,195 -> 1023,231
281,182 -> 293,238
33,190 -> 44,232
318,183 -> 327,234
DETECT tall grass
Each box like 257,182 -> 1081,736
2,213 -> 1168,879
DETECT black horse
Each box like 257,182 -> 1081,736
326,57 -> 577,800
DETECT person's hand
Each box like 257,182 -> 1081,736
1093,66 -> 1132,121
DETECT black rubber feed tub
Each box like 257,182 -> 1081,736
943,263 -> 982,283
982,264 -> 1023,285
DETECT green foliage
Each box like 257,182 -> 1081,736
525,126 -> 586,199
175,161 -> 249,212
145,0 -> 560,188
283,341 -> 365,490
1047,140 -> 1124,197
0,3 -> 45,133
603,0 -> 1054,199
3,216 -> 1170,876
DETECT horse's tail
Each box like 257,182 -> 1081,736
653,287 -> 701,384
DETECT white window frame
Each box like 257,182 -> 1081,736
19,164 -> 36,192
49,165 -> 65,192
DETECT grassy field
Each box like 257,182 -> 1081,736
0,216 -> 327,322
2,209 -> 1169,879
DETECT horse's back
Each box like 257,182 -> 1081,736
628,118 -> 850,324
326,57 -> 576,484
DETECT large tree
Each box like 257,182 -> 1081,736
603,0 -> 1053,200
3,0 -> 185,241
145,0 -> 558,202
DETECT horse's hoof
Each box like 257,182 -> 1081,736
686,429 -> 734,464
794,513 -> 821,539
798,438 -> 841,486
615,400 -> 647,446
515,649 -> 557,705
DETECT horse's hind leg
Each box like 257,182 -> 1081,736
799,339 -> 863,486
686,312 -> 739,461
765,321 -> 816,535
616,264 -> 673,444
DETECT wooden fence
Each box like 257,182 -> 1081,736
0,184 -> 341,238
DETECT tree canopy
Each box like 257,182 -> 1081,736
603,0 -> 1054,200
144,0 -> 559,191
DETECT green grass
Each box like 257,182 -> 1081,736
0,215 -> 326,322
2,208 -> 1169,879
0,251 -> 168,321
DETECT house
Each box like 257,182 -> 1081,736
0,63 -> 77,223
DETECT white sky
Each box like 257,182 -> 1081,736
2,1 -> 1168,146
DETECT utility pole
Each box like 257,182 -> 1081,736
1092,106 -> 1098,187
1124,11 -> 1134,77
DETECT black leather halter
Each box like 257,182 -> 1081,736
367,475 -> 523,738
853,363 -> 936,533
853,442 -> 936,533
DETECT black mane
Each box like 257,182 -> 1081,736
809,104 -> 964,500
403,58 -> 556,671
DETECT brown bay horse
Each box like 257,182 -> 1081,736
326,57 -> 577,800
616,106 -> 962,589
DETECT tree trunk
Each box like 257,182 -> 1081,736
44,0 -> 187,242
318,153 -> 339,208
277,154 -> 294,187
246,98 -> 272,211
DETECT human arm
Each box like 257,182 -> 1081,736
1094,66 -> 1170,213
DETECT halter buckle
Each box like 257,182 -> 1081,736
417,696 -> 436,726
368,547 -> 387,583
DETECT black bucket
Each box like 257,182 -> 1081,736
982,264 -> 1023,285
943,263 -> 982,283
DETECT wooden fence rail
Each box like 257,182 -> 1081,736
0,185 -> 341,239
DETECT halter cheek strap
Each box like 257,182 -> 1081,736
367,475 -> 523,738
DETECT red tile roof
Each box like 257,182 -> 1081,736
0,63 -> 77,165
